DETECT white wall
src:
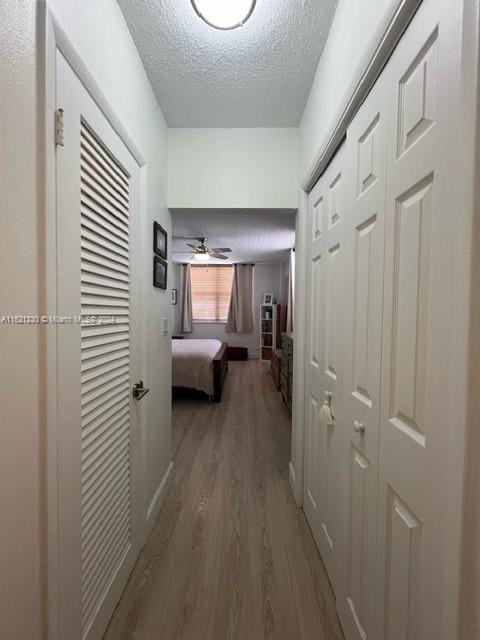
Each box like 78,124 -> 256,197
172,263 -> 287,358
0,2 -> 171,638
299,0 -> 400,179
168,128 -> 299,209
0,2 -> 43,638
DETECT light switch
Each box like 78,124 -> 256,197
161,317 -> 169,337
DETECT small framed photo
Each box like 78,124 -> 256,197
153,256 -> 168,289
171,288 -> 177,305
263,293 -> 275,304
153,221 -> 168,259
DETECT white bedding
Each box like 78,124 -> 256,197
172,338 -> 223,396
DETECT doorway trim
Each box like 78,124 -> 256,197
41,7 -> 147,640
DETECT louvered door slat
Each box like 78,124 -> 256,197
81,225 -> 129,259
80,145 -> 130,205
81,366 -> 129,399
81,271 -> 130,289
81,152 -> 130,209
82,401 -> 130,447
80,132 -> 130,196
81,208 -> 129,251
81,473 -> 130,547
81,125 -> 130,190
79,120 -> 132,635
81,440 -> 130,500
81,331 -> 130,350
81,449 -> 130,507
82,520 -> 130,628
81,242 -> 130,272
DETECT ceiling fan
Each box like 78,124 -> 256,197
173,237 -> 232,261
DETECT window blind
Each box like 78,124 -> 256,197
191,265 -> 233,322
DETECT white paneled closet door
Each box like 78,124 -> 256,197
304,144 -> 347,593
337,75 -> 387,640
56,51 -> 142,640
377,0 -> 464,637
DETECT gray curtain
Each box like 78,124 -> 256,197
180,264 -> 193,333
226,264 -> 254,333
286,250 -> 294,333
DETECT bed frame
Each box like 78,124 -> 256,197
172,341 -> 229,403
212,342 -> 228,402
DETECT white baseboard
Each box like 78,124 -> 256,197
289,461 -> 296,486
146,460 -> 173,536
289,462 -> 302,507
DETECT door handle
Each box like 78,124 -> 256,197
353,420 -> 366,434
320,392 -> 335,428
133,380 -> 149,401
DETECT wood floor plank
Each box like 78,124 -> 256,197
105,360 -> 344,640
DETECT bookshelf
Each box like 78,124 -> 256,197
260,303 -> 281,361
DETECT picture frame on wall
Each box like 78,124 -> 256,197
153,221 -> 168,259
153,256 -> 168,289
263,293 -> 275,304
171,288 -> 177,305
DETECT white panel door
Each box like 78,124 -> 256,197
377,0 -> 464,637
337,75 -> 387,640
304,144 -> 347,593
56,51 -> 142,640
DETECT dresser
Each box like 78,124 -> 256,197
280,333 -> 293,413
271,348 -> 283,391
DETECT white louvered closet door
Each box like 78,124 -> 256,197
56,51 -> 142,640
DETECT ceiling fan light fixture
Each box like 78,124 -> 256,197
191,0 -> 256,30
194,252 -> 210,262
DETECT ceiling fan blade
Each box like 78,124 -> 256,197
186,243 -> 199,250
211,254 -> 229,260
210,248 -> 232,253
173,235 -> 197,240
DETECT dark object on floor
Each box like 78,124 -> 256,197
227,346 -> 248,360
172,335 -> 184,339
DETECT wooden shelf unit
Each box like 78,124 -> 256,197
260,304 -> 281,361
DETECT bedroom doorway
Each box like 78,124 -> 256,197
169,209 -> 296,408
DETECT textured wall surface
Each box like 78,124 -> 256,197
118,0 -> 338,127
0,1 -> 43,638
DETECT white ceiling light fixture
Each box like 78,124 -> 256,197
191,0 -> 256,30
194,252 -> 211,262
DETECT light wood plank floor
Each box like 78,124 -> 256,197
105,360 -> 344,640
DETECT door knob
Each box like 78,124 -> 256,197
133,380 -> 150,401
353,420 -> 366,434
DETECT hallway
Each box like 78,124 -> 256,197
105,361 -> 343,639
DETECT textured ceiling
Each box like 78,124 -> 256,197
172,210 -> 296,263
117,0 -> 338,127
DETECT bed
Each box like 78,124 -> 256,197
172,339 -> 228,402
